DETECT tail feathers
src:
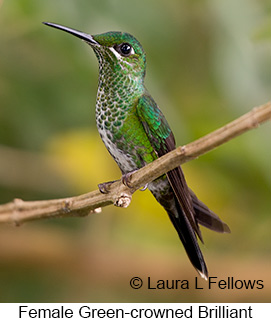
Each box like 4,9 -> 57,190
168,199 -> 208,280
189,189 -> 231,233
166,167 -> 203,242
149,182 -> 230,279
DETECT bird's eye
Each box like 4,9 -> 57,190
114,43 -> 134,57
120,43 -> 132,55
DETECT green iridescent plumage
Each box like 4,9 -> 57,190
44,22 -> 230,279
137,94 -> 172,152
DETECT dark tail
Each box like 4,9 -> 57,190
190,189 -> 230,233
149,181 -> 230,279
168,196 -> 208,279
149,181 -> 208,279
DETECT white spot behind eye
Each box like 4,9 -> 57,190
109,46 -> 135,58
109,47 -> 122,59
108,47 -> 135,70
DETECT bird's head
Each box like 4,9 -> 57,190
43,22 -> 146,80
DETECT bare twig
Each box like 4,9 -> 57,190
0,101 -> 270,225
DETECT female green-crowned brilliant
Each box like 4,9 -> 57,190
44,22 -> 230,279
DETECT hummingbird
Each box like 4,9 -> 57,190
43,22 -> 230,279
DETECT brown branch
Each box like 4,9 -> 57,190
0,101 -> 270,225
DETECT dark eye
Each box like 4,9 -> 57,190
114,43 -> 134,57
120,43 -> 132,55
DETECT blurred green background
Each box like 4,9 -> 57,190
0,0 -> 270,302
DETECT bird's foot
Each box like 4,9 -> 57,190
122,170 -> 148,191
121,170 -> 137,189
98,180 -> 118,194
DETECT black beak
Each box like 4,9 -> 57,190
43,22 -> 99,45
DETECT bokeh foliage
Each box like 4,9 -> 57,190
0,0 -> 270,302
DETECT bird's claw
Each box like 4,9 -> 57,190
98,180 -> 117,194
140,183 -> 148,191
121,170 -> 137,189
100,170 -> 146,193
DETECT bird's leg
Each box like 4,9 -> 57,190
98,180 -> 118,194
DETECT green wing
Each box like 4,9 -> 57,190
136,93 -> 230,236
136,94 -> 201,239
136,94 -> 173,153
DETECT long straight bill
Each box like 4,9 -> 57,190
43,22 -> 98,45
